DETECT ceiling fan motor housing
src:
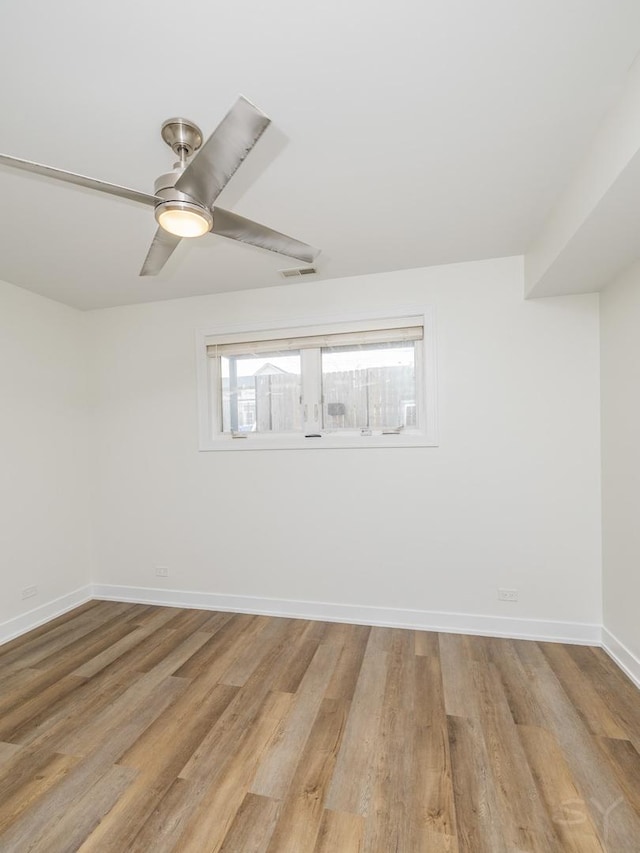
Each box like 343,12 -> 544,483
153,167 -> 213,237
154,167 -> 195,203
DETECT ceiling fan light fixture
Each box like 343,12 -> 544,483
155,200 -> 212,238
0,97 -> 318,277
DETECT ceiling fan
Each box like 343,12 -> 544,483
0,96 -> 319,276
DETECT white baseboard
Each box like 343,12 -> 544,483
602,627 -> 640,690
91,584 -> 601,645
0,585 -> 94,646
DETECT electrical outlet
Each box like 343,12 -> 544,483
155,566 -> 169,578
21,585 -> 38,600
498,588 -> 518,602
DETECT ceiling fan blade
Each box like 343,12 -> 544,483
0,152 -> 158,206
139,228 -> 182,276
211,207 -> 320,263
174,97 -> 271,208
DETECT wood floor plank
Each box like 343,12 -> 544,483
518,724 -> 606,852
219,793 -> 281,853
0,751 -> 80,834
130,624 -> 215,674
219,616 -> 283,687
0,664 -> 50,694
414,628 -> 440,657
471,660 -> 559,851
27,616 -> 140,673
271,633 -> 324,694
367,625 -> 394,652
415,829 -> 459,852
177,619 -> 308,786
540,642 -> 628,739
115,775 -> 192,853
485,636 -> 549,727
172,612 -> 263,680
448,713 -> 506,853
324,632 -> 389,816
12,666 -> 141,751
0,662 -> 82,725
324,622 -> 371,701
412,653 -> 457,839
313,809 -> 365,852
439,633 -> 477,718
362,628 -> 416,852
516,641 -> 640,851
57,631 -> 210,757
0,674 -> 186,851
81,601 -> 142,622
566,644 -> 640,744
0,673 -> 88,743
0,747 -> 66,828
0,601 -> 105,660
28,763 -> 136,853
0,615 -> 100,669
0,618 -> 181,732
161,607 -> 222,632
250,641 -> 341,800
0,606 -> 137,672
142,690 -> 294,853
118,681 -> 238,773
0,601 -> 639,852
596,736 -> 640,817
77,683 -> 239,852
196,609 -> 235,633
72,607 -> 181,678
0,741 -> 21,766
126,621 -> 310,851
68,617 -> 196,684
265,697 -> 350,852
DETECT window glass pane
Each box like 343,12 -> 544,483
221,352 -> 302,433
321,342 -> 416,430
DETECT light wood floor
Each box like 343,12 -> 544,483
0,602 -> 639,852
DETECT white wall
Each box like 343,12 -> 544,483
525,56 -> 640,298
88,257 -> 602,635
600,261 -> 640,664
0,279 -> 92,630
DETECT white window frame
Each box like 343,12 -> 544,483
196,308 -> 438,451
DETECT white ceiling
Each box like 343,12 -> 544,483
1,0 -> 639,310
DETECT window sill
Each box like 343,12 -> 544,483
199,431 -> 437,451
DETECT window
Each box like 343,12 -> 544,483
197,311 -> 437,450
220,350 -> 302,434
321,340 -> 417,431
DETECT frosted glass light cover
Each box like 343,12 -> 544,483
156,203 -> 212,238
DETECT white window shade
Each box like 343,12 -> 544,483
206,319 -> 423,358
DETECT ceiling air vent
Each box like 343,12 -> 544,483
279,266 -> 317,278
